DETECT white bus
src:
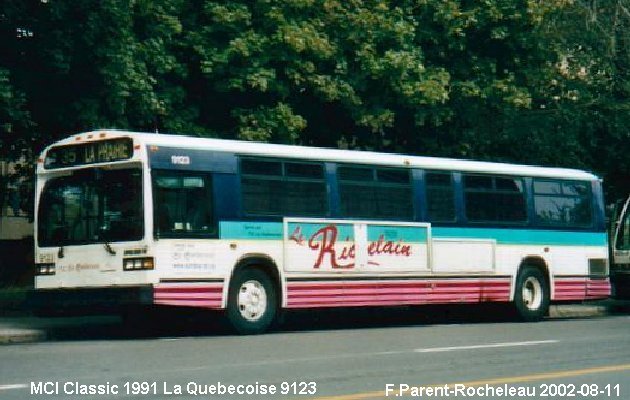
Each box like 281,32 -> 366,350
32,130 -> 610,333
611,195 -> 630,298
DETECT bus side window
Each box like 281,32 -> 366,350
153,171 -> 216,238
464,175 -> 527,223
240,158 -> 327,217
533,180 -> 592,227
338,166 -> 413,220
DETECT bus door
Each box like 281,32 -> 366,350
283,218 -> 430,273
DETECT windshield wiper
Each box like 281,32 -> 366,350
104,241 -> 116,255
98,226 -> 116,255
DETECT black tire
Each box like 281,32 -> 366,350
513,266 -> 550,322
227,268 -> 277,334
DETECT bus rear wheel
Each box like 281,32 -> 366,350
227,268 -> 277,334
513,266 -> 549,322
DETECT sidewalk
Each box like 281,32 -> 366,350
1,301 -> 628,345
0,322 -> 46,344
0,315 -> 122,344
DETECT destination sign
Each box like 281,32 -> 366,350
44,138 -> 134,169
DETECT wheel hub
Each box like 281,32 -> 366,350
522,276 -> 543,311
237,280 -> 267,322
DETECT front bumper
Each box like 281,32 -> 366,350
28,286 -> 153,315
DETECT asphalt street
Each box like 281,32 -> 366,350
0,311 -> 629,400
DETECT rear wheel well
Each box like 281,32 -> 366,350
519,256 -> 550,284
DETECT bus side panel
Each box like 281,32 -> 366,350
151,238 -> 285,309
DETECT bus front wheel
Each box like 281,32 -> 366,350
227,268 -> 277,334
513,266 -> 550,322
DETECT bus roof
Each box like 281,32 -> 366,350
45,130 -> 599,181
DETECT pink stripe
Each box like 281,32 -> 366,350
154,285 -> 223,293
153,293 -> 222,300
288,280 -> 508,290
586,279 -> 610,299
286,278 -> 511,308
155,299 -> 222,308
287,286 -> 510,297
153,284 -> 224,309
287,296 -> 507,308
555,282 -> 586,286
154,289 -> 223,295
553,278 -> 610,300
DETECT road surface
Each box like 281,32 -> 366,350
0,310 -> 628,399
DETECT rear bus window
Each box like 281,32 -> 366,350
533,180 -> 592,227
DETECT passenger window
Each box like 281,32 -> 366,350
464,175 -> 526,223
240,158 -> 327,216
338,166 -> 412,220
153,171 -> 216,237
533,179 -> 592,227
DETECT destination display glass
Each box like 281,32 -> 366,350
44,138 -> 134,169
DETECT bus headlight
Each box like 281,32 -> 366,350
36,263 -> 56,276
123,257 -> 154,271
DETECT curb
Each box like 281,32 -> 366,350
0,328 -> 46,344
549,305 -> 609,319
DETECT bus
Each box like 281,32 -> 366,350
32,130 -> 610,333
610,195 -> 630,298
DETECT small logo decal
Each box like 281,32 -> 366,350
171,155 -> 190,165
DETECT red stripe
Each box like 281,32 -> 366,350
149,276 -> 610,310
553,278 -> 610,300
154,286 -> 223,293
586,279 -> 611,299
153,284 -> 223,309
154,293 -> 223,301
154,299 -> 222,307
288,279 -> 508,290
285,278 -> 511,308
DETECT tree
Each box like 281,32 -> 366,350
0,0 -> 627,200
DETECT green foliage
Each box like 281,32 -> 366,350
0,0 -> 628,198
233,102 -> 307,143
0,68 -> 34,158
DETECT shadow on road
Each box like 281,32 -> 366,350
37,303 -> 523,342
27,300 -> 630,342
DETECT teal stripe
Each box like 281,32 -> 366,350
368,225 -> 428,242
287,222 -> 354,241
219,221 -> 607,246
219,221 -> 354,240
220,221 -> 282,239
432,227 -> 607,246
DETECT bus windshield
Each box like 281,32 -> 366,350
38,167 -> 143,247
